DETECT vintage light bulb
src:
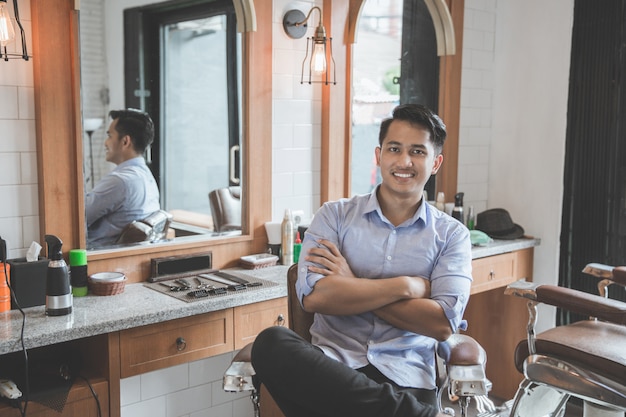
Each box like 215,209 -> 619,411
0,0 -> 15,48
311,42 -> 326,74
310,22 -> 327,75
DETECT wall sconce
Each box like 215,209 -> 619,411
283,7 -> 336,85
0,0 -> 29,61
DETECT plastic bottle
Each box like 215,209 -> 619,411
293,232 -> 302,263
466,206 -> 475,230
281,209 -> 294,266
69,249 -> 88,297
0,263 -> 10,313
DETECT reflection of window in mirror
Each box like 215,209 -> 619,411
351,0 -> 439,198
124,0 -> 242,238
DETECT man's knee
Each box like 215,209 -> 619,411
252,326 -> 297,369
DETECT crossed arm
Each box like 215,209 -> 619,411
302,239 -> 454,341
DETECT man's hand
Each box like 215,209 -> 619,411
305,239 -> 355,277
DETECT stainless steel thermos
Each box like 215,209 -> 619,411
45,234 -> 72,316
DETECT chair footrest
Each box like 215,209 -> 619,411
223,361 -> 256,392
448,364 -> 490,397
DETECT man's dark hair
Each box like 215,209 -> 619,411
109,109 -> 155,154
378,104 -> 447,154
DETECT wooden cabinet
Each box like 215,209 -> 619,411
463,247 -> 534,401
471,251 -> 517,294
119,309 -> 234,378
234,298 -> 288,349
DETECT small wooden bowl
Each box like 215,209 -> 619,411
88,272 -> 126,296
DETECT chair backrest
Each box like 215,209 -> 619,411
208,186 -> 242,233
116,209 -> 173,244
287,264 -> 314,342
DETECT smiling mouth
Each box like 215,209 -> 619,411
393,172 -> 414,178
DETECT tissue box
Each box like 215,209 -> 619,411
7,257 -> 48,309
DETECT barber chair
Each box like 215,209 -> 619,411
208,186 -> 242,233
115,209 -> 173,244
224,264 -> 495,417
505,263 -> 626,417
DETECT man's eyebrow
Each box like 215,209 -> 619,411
384,140 -> 427,149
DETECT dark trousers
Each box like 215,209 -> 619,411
251,326 -> 439,417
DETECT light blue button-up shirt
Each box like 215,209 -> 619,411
85,157 -> 160,247
296,188 -> 472,389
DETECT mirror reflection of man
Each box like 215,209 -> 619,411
85,109 -> 160,247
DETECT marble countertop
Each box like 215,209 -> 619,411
471,237 -> 541,259
0,238 -> 540,356
0,266 -> 290,355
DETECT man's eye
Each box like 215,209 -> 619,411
411,149 -> 425,155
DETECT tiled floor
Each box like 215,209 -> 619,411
440,395 -> 583,417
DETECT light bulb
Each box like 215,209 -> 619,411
311,42 -> 326,74
0,1 -> 15,48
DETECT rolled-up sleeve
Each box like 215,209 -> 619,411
430,225 -> 473,333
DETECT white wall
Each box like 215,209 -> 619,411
489,0 -> 573,331
0,0 -> 38,260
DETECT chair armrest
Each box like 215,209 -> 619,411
505,280 -> 626,325
437,334 -> 486,366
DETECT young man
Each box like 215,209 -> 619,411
251,104 -> 473,417
85,109 -> 160,247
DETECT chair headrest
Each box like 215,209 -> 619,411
116,210 -> 173,244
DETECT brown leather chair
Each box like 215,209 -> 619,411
225,264 -> 493,417
505,264 -> 626,417
208,186 -> 241,233
116,209 -> 173,244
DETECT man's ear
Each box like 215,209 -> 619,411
121,135 -> 132,148
375,146 -> 381,166
431,153 -> 444,174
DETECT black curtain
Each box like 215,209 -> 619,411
558,0 -> 626,324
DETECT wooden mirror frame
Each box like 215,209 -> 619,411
322,0 -> 463,203
31,0 -> 272,282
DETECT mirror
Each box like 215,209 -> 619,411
80,0 -> 243,250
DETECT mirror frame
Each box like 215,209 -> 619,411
31,0 -> 272,282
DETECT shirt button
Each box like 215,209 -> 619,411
392,230 -> 397,234
386,255 -> 392,261
368,340 -> 373,345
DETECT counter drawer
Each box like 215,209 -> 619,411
234,297 -> 288,350
471,252 -> 517,294
119,310 -> 234,378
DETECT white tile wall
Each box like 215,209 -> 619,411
0,1 -> 38,259
271,0 -> 323,224
120,351 -> 252,417
457,0 -> 497,215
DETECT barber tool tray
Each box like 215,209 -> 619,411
143,270 -> 278,303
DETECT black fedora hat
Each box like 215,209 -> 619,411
476,208 -> 524,240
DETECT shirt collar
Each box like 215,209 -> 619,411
115,156 -> 146,170
365,185 -> 428,227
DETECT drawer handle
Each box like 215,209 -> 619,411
277,314 -> 285,326
489,270 -> 495,280
176,337 -> 187,351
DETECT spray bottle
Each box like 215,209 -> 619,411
45,235 -> 72,316
281,209 -> 294,266
452,192 -> 464,223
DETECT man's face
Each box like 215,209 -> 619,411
104,118 -> 127,165
375,119 -> 443,199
